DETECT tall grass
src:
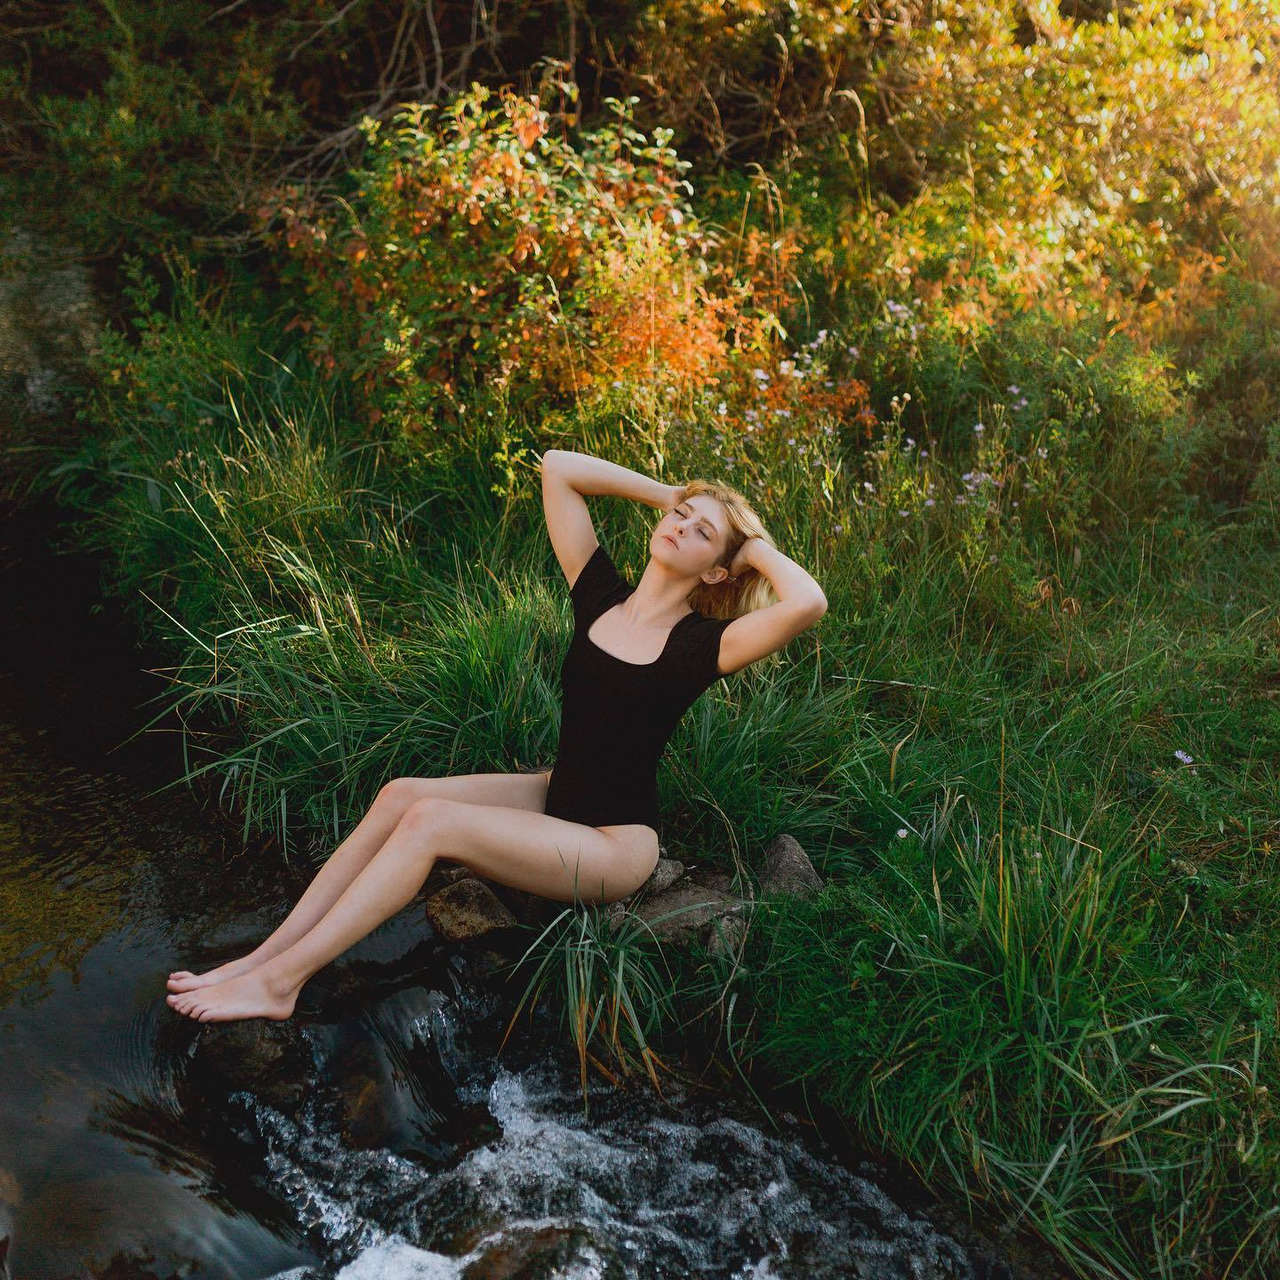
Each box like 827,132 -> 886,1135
18,270 -> 1280,1277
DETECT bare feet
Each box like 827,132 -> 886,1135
165,966 -> 301,1023
167,950 -> 268,994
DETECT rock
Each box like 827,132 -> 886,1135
423,862 -> 474,896
461,1222 -> 614,1278
331,1036 -> 393,1151
704,913 -> 749,961
470,947 -> 513,981
599,858 -> 686,925
646,856 -> 685,895
184,1020 -> 311,1114
694,869 -> 735,895
758,834 -> 823,901
633,881 -> 745,946
688,867 -> 754,900
483,880 -> 564,930
424,877 -> 519,942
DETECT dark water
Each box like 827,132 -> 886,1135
0,492 -> 1046,1280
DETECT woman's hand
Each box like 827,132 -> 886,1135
657,480 -> 684,512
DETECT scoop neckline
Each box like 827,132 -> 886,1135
585,593 -> 699,668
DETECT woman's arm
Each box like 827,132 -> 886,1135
541,449 -> 680,587
715,538 -> 827,676
543,449 -> 680,511
729,537 -> 827,613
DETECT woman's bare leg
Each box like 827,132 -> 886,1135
166,770 -> 552,992
166,796 -> 658,1023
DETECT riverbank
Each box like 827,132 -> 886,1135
6,247 -> 1278,1277
0,476 -> 1043,1279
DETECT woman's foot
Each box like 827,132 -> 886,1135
165,966 -> 301,1023
167,950 -> 268,993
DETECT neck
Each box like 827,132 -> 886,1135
622,561 -> 701,626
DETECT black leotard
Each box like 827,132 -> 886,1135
543,541 -> 734,832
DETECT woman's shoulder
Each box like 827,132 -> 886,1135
569,540 -> 630,619
668,607 -> 734,684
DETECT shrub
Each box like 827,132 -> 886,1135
254,79 -> 793,443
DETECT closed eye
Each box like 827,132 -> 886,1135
677,506 -> 713,539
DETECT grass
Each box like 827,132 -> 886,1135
8,273 -> 1280,1277
498,899 -> 681,1115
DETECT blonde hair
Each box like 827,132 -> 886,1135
673,479 -> 779,620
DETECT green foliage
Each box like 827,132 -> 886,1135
501,901 -> 682,1116
9,2 -> 1280,1274
636,1 -> 1280,335
746,805 -> 1279,1277
256,79 -> 787,444
1,0 -> 309,268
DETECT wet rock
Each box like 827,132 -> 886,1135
184,1020 -> 312,1115
758,833 -> 824,901
460,1222 -> 615,1278
469,948 -> 514,981
424,877 -> 519,942
331,1037 -> 393,1151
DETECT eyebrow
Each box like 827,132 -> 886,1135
678,503 -> 722,538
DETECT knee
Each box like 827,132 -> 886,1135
376,776 -> 417,808
611,845 -> 660,903
398,795 -> 464,845
634,846 -> 661,894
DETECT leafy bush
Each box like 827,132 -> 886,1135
621,1 -> 1280,342
254,80 -> 798,443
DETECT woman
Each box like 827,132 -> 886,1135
166,449 -> 827,1022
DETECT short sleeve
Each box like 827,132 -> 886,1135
567,542 -> 629,628
678,613 -> 734,686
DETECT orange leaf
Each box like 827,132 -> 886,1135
515,116 -> 546,149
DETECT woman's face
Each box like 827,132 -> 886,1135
651,495 -> 730,578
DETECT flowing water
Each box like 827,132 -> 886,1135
0,487 -> 1054,1280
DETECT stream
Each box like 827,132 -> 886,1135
0,488 -> 1044,1280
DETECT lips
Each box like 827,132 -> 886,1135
663,534 -> 678,548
